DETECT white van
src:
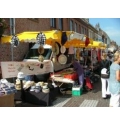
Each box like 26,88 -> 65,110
23,43 -> 72,82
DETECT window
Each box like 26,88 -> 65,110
84,28 -> 87,35
102,35 -> 105,42
58,18 -> 63,30
25,48 -> 52,60
28,18 -> 39,22
81,26 -> 84,34
70,20 -> 73,31
50,18 -> 56,28
98,35 -> 102,41
89,31 -> 93,38
91,31 -> 92,38
74,23 -> 77,32
89,32 -> 90,38
79,25 -> 81,33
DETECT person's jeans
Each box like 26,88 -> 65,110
78,74 -> 84,86
101,77 -> 110,98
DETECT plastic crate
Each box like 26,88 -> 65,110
72,86 -> 83,96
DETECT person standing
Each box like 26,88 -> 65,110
71,59 -> 84,86
109,51 -> 120,107
99,52 -> 112,99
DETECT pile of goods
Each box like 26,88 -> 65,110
58,46 -> 67,64
0,79 -> 17,96
15,79 -> 57,94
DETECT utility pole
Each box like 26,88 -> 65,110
10,18 -> 15,61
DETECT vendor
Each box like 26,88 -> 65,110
71,58 -> 84,86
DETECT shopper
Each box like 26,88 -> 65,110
99,52 -> 112,99
109,51 -> 120,107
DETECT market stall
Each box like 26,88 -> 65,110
0,61 -> 60,106
0,30 -> 95,105
0,30 -> 76,105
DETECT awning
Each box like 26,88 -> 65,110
1,31 -> 94,48
1,30 -> 75,46
1,30 -> 62,44
64,38 -> 93,48
64,32 -> 93,48
69,32 -> 84,40
83,41 -> 107,49
64,41 -> 106,49
67,32 -> 93,44
108,47 -> 116,52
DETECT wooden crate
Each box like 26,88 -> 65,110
0,94 -> 15,107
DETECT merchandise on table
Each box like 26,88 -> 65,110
15,77 -> 57,94
50,68 -> 78,80
0,79 -> 17,96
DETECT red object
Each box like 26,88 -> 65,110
50,72 -> 78,80
85,37 -> 90,47
85,77 -> 93,90
97,49 -> 101,62
64,73 -> 78,80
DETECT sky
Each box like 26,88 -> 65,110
89,18 -> 120,46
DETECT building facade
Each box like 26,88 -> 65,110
94,23 -> 111,44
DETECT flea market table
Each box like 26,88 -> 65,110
14,87 -> 59,106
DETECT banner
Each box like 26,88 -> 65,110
1,61 -> 53,78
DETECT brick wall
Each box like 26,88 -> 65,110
0,42 -> 29,78
15,18 -> 50,33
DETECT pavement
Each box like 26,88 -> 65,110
50,78 -> 110,107
15,78 -> 110,107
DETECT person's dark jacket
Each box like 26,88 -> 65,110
99,59 -> 112,71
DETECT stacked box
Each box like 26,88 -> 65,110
72,85 -> 83,96
0,94 -> 15,107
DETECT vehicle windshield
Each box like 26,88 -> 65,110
25,48 -> 52,60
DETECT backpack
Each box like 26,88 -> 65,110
83,77 -> 93,91
85,77 -> 93,90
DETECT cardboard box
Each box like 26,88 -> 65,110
0,94 -> 15,107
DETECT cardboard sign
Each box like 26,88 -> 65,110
1,61 -> 53,78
